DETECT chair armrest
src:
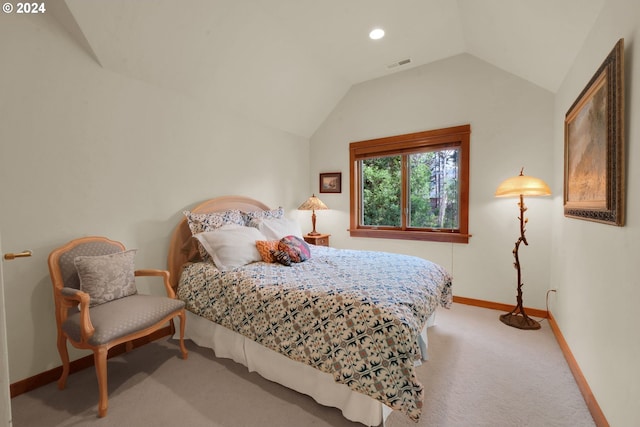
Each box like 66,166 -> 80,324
134,269 -> 176,298
58,287 -> 95,342
60,287 -> 84,299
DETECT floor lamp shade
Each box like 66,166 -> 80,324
495,168 -> 551,330
495,173 -> 551,198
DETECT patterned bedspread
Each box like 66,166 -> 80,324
177,245 -> 452,421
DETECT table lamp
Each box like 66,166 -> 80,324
298,194 -> 328,236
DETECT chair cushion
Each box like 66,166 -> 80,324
62,294 -> 185,346
74,250 -> 138,307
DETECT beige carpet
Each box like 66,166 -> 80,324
11,303 -> 596,427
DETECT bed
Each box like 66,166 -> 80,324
167,196 -> 453,426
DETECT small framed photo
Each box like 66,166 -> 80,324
319,172 -> 341,193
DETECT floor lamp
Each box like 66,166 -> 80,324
495,168 -> 551,330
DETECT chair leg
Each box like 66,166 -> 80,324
56,333 -> 70,390
169,318 -> 176,335
94,347 -> 109,418
178,311 -> 188,360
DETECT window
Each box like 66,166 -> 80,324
349,125 -> 470,243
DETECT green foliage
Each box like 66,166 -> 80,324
362,156 -> 401,226
361,149 -> 459,229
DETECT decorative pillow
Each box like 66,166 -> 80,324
271,250 -> 292,266
243,207 -> 284,225
181,236 -> 202,262
183,209 -> 245,259
255,240 -> 279,263
194,225 -> 265,271
277,235 -> 311,263
74,249 -> 138,307
250,217 -> 302,240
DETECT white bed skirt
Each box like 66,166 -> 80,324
177,311 -> 435,427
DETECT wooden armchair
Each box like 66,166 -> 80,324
47,236 -> 188,417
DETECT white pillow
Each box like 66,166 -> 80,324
252,217 -> 302,240
194,225 -> 265,271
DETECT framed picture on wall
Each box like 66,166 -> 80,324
319,172 -> 341,193
564,38 -> 625,226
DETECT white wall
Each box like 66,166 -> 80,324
0,14 -> 310,382
550,0 -> 640,425
310,53 -> 555,310
4,6 -> 638,425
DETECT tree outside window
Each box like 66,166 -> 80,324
350,125 -> 470,243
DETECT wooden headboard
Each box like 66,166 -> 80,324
167,195 -> 271,289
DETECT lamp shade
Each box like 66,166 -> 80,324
495,170 -> 551,197
298,194 -> 328,211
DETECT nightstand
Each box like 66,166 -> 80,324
303,234 -> 330,247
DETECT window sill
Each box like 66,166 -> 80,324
349,229 -> 471,244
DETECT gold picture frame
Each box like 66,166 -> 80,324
564,38 -> 625,226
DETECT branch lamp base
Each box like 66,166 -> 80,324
499,312 -> 541,330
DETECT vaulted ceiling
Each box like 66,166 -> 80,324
50,0 -> 605,138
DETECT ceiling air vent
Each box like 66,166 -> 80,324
387,58 -> 412,69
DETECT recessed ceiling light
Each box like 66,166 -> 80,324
369,28 -> 385,40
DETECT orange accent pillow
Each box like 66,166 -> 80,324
255,240 -> 279,263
